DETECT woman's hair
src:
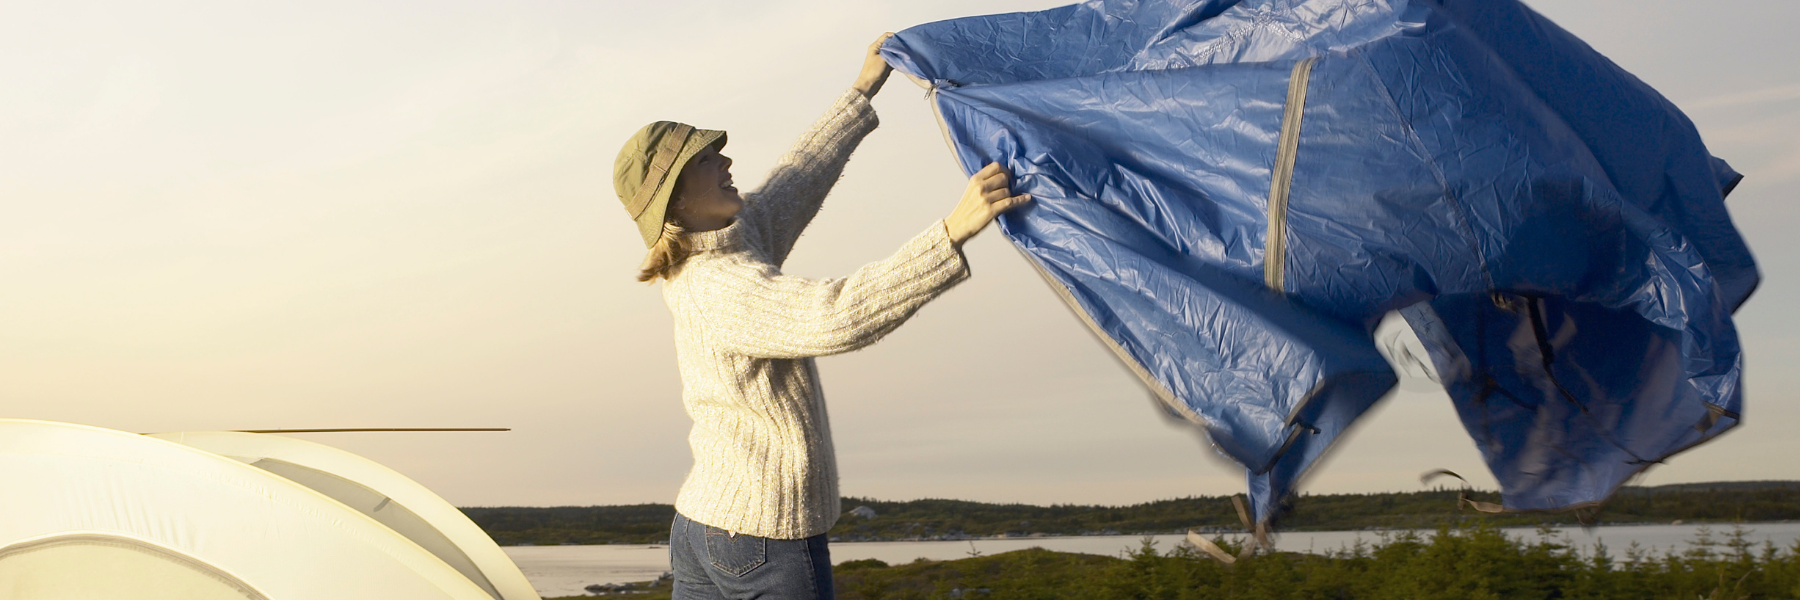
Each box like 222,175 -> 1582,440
636,220 -> 691,282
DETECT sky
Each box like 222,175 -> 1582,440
5,0 -> 1798,510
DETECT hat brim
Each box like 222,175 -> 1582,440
637,128 -> 727,247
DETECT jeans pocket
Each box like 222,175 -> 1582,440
704,527 -> 767,577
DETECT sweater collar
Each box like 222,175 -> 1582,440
684,218 -> 743,253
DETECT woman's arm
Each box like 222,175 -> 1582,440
739,34 -> 895,266
683,163 -> 1029,359
684,221 -> 968,359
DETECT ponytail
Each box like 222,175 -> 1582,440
636,221 -> 691,282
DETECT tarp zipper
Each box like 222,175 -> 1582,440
902,72 -> 968,174
1265,57 -> 1318,294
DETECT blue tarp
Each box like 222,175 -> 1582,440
883,0 -> 1754,525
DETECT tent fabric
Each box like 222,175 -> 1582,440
0,534 -> 269,600
0,420 -> 496,600
882,0 -> 1754,524
150,431 -> 541,600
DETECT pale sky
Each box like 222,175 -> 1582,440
5,0 -> 1798,509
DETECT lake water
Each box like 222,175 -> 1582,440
503,522 -> 1800,597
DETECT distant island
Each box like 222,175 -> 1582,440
461,480 -> 1800,547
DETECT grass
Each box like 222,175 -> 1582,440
535,523 -> 1800,599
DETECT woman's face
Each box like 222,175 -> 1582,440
670,143 -> 742,231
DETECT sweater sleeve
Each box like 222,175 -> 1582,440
738,89 -> 879,267
684,222 -> 968,359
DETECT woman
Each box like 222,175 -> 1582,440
610,34 -> 1030,599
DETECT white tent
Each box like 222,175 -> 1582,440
149,430 -> 539,600
0,419 -> 533,600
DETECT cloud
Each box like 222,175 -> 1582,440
49,56 -> 165,154
1686,81 -> 1800,110
1760,145 -> 1800,184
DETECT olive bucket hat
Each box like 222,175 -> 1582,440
613,121 -> 727,247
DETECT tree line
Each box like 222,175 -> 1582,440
462,480 -> 1800,547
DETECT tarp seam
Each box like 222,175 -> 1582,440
1012,246 -> 1202,428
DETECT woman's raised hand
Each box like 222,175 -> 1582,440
946,162 -> 1033,247
852,33 -> 896,99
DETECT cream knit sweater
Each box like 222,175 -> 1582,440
661,90 -> 970,539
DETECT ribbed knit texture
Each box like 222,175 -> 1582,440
661,90 -> 971,539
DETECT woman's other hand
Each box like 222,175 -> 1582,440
852,33 -> 895,99
946,162 -> 1032,247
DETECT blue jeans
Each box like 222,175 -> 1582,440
670,513 -> 834,600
